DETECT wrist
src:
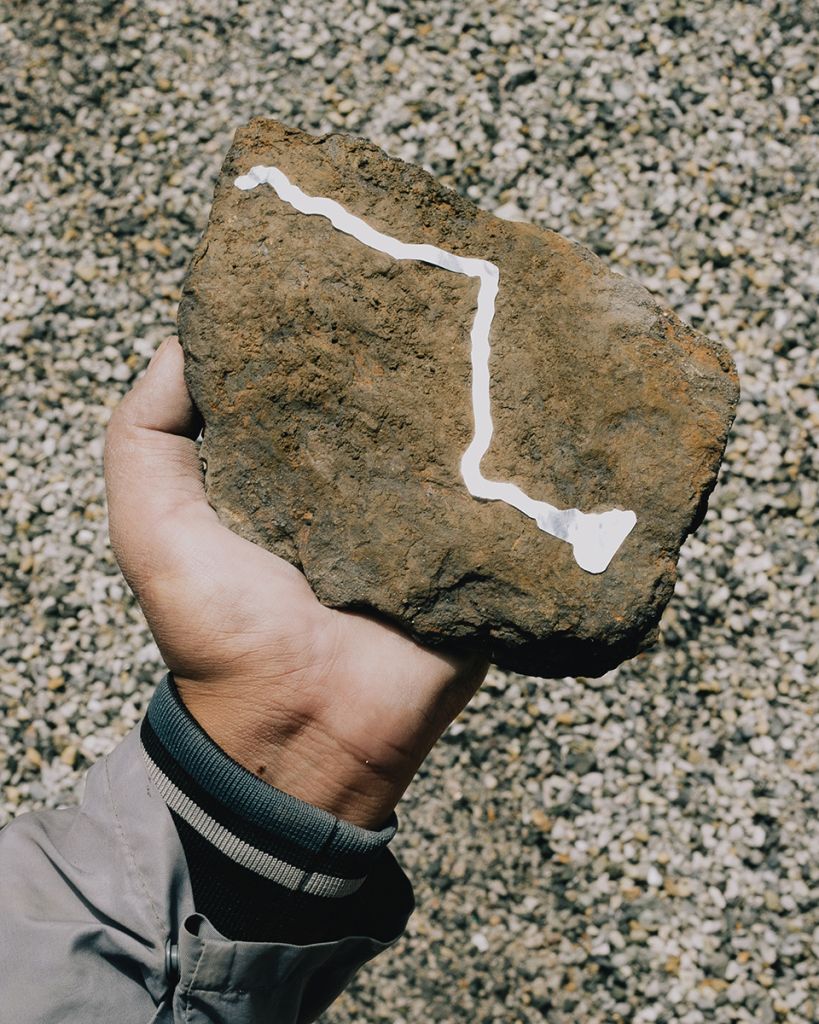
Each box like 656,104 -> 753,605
173,675 -> 408,829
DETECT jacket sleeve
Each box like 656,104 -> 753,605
0,676 -> 414,1024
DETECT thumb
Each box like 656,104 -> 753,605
117,335 -> 202,438
104,336 -> 215,595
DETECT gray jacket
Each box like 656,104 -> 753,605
0,724 -> 410,1023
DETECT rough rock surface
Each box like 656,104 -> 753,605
179,118 -> 739,678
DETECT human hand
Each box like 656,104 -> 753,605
104,337 -> 489,828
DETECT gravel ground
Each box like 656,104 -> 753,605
1,2 -> 817,1021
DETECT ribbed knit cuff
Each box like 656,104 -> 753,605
141,673 -> 413,944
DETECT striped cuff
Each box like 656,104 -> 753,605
141,673 -> 410,943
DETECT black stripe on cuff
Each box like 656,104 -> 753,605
170,810 -> 414,945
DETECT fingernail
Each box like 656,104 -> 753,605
149,336 -> 175,365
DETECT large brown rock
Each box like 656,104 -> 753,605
179,118 -> 739,678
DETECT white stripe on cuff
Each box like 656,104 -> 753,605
142,748 -> 366,899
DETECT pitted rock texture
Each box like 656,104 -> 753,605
179,118 -> 739,678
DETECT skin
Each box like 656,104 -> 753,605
104,337 -> 489,828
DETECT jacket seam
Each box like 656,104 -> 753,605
183,940 -> 208,1019
104,751 -> 166,938
147,998 -> 171,1024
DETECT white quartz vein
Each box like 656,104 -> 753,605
234,165 -> 637,573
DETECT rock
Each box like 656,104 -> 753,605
179,118 -> 739,678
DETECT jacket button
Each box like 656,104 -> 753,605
164,937 -> 179,985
